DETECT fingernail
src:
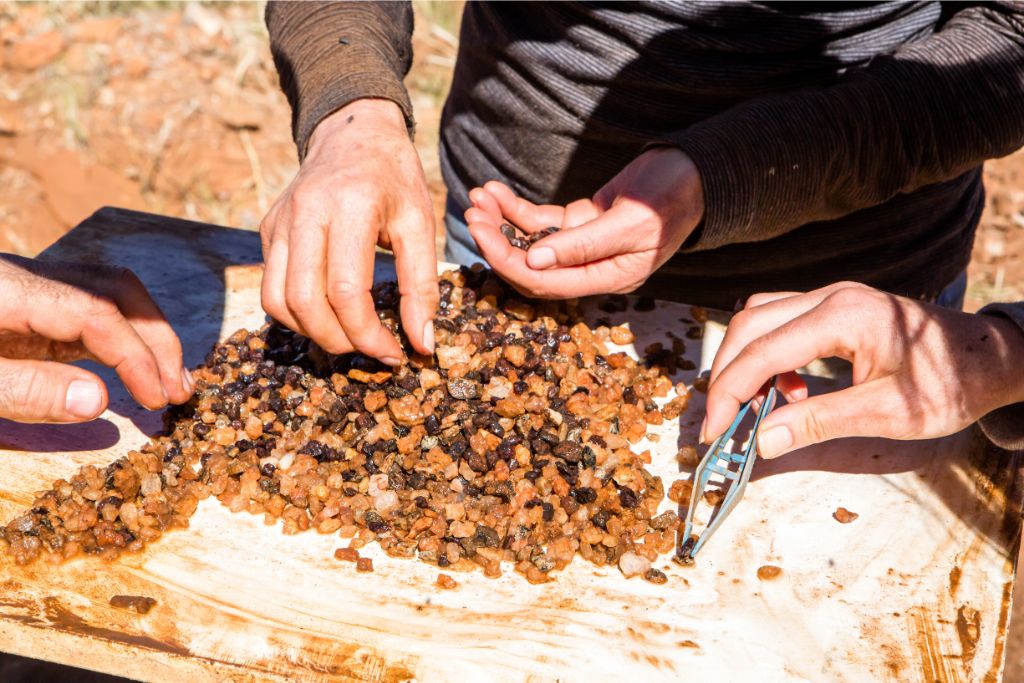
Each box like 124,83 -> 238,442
526,246 -> 556,270
381,356 -> 403,367
182,367 -> 195,394
758,425 -> 793,459
698,416 -> 707,444
423,321 -> 435,354
66,380 -> 103,419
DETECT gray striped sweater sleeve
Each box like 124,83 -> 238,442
265,1 -> 415,160
667,2 -> 1024,251
978,302 -> 1024,451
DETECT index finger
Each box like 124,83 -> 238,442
704,302 -> 852,443
22,287 -> 169,410
326,220 -> 405,365
709,283 -> 852,386
71,267 -> 192,404
390,209 -> 440,356
478,181 -> 566,233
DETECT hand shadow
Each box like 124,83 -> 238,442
0,417 -> 121,453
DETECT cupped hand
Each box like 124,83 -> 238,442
704,282 -> 1024,459
260,99 -> 439,365
464,146 -> 704,298
0,255 -> 193,423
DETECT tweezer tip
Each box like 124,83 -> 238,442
674,537 -> 697,566
673,553 -> 695,567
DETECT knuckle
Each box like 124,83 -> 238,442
326,279 -> 362,308
83,292 -> 121,321
826,283 -> 870,307
573,232 -> 601,262
744,293 -> 773,309
703,380 -> 725,408
261,285 -> 285,320
0,364 -> 54,420
822,289 -> 862,313
799,407 -> 831,444
336,181 -> 385,214
0,365 -> 18,415
287,186 -> 316,211
287,289 -> 319,318
831,280 -> 867,292
728,308 -> 756,338
401,279 -> 440,306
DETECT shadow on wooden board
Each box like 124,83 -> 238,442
0,652 -> 137,683
0,207 -> 262,681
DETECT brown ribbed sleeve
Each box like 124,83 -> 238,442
667,2 -> 1024,251
265,1 -> 415,159
977,302 -> 1024,451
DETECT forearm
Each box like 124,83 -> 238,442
667,2 -> 1024,250
266,0 -> 415,159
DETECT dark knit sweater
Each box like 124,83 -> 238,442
267,1 -> 1024,307
266,1 -> 1024,448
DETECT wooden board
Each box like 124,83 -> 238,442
0,207 -> 1020,682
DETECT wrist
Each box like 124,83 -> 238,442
655,145 -> 705,232
678,150 -> 706,228
308,99 -> 407,152
993,317 -> 1024,406
971,314 -> 1024,412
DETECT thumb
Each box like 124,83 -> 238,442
755,382 -> 898,459
0,358 -> 108,423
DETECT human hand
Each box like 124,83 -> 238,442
0,255 -> 193,423
704,282 -> 1024,458
464,146 -> 704,298
260,99 -> 439,364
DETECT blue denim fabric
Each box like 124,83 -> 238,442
934,270 -> 967,311
443,195 -> 487,268
442,194 -> 969,310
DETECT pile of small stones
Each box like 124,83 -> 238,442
3,266 -> 692,585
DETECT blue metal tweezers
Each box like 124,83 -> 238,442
677,378 -> 778,564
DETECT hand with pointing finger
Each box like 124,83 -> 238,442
703,282 -> 1024,459
464,146 -> 704,299
259,99 -> 439,365
0,254 -> 194,423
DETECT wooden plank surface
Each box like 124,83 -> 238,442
0,207 -> 1020,682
